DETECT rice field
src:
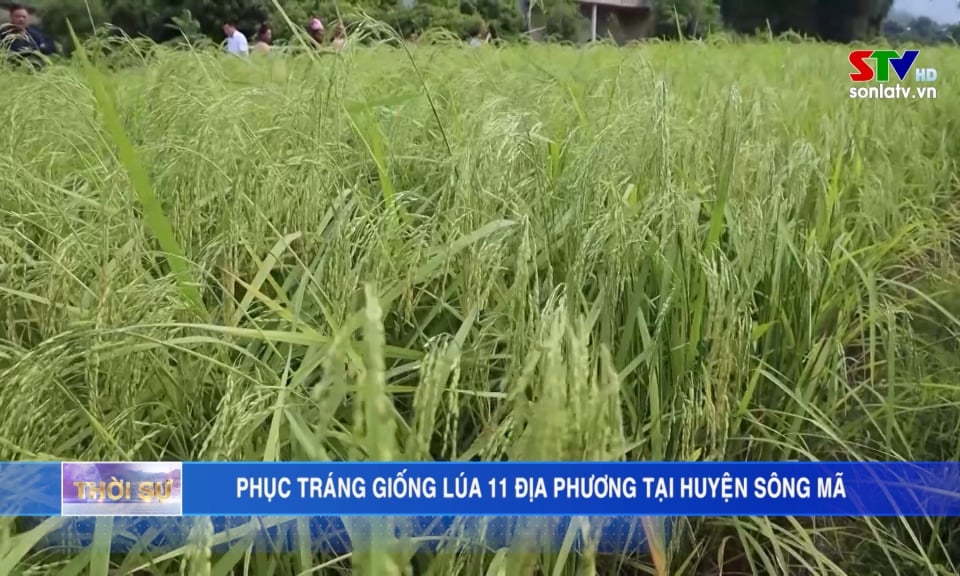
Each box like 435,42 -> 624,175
1,37 -> 959,575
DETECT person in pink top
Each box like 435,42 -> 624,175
307,18 -> 324,46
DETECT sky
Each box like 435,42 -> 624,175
894,0 -> 960,22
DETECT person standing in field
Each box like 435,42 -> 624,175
253,23 -> 272,54
331,23 -> 346,51
468,24 -> 490,48
223,21 -> 249,56
307,18 -> 324,46
0,4 -> 56,68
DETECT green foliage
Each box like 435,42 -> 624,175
654,0 -> 722,38
459,0 -> 524,37
382,5 -> 481,39
541,1 -> 583,42
522,0 -> 586,42
35,0 -> 107,52
98,0 -> 185,39
168,9 -> 205,43
183,0 -> 272,35
718,0 -> 893,41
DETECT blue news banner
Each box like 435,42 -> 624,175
2,462 -> 960,554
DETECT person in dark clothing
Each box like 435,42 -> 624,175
0,4 -> 56,68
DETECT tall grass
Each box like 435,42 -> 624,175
0,38 -> 959,575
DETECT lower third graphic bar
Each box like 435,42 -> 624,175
60,461 -> 183,516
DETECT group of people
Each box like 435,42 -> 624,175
3,2 -> 488,70
1,3 -> 348,67
223,18 -> 348,56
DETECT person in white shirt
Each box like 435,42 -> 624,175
468,25 -> 490,48
223,22 -> 248,56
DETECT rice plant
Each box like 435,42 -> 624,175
0,38 -> 959,575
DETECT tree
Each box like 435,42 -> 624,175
459,0 -> 524,38
882,19 -> 904,37
34,0 -> 102,40
174,0 -> 272,39
950,23 -> 960,43
719,0 -> 893,41
655,0 -> 723,38
541,1 -> 582,41
909,16 -> 938,39
882,13 -> 954,44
